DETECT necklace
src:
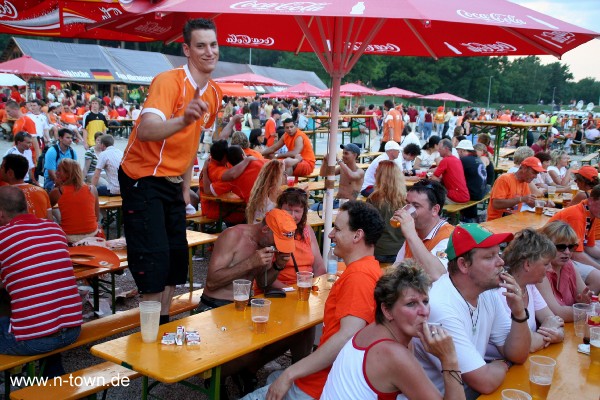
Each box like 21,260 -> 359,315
382,322 -> 401,343
449,275 -> 479,334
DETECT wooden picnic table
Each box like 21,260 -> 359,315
498,148 -> 517,159
478,324 -> 600,399
495,160 -> 516,174
90,277 -> 331,399
199,191 -> 245,228
99,195 -> 123,239
480,211 -> 551,233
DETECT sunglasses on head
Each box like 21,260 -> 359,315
555,243 -> 578,252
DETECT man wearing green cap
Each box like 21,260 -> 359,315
413,224 -> 531,397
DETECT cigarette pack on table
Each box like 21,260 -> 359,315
176,326 -> 185,346
186,330 -> 201,345
161,333 -> 176,345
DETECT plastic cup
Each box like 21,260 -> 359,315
297,271 -> 314,301
528,355 -> 556,400
139,301 -> 161,343
547,186 -> 556,200
502,389 -> 532,400
573,303 -> 592,338
390,204 -> 416,228
535,200 -> 545,215
233,279 -> 252,311
562,192 -> 573,207
251,299 -> 271,334
287,175 -> 295,187
591,326 -> 600,365
571,184 -> 579,196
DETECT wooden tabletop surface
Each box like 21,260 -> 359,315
91,279 -> 330,384
480,211 -> 551,233
478,324 -> 600,399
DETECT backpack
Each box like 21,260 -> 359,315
36,144 -> 74,177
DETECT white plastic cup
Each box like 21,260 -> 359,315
501,389 -> 532,400
573,303 -> 592,338
233,279 -> 252,311
528,355 -> 556,400
139,301 -> 161,343
251,299 -> 271,334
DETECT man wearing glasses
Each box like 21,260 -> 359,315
547,184 -> 600,293
392,179 -> 454,281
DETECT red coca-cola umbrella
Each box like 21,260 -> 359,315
217,82 -> 256,97
262,90 -> 306,99
79,0 -> 598,257
318,88 -> 353,98
214,73 -> 289,87
339,83 -> 377,96
419,92 -> 471,108
0,55 -> 66,79
376,87 -> 422,99
282,81 -> 325,97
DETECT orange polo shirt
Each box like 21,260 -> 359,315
264,117 -> 277,147
383,108 -> 402,142
121,65 -> 222,179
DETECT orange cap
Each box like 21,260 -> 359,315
265,209 -> 296,253
573,166 -> 598,181
521,157 -> 546,172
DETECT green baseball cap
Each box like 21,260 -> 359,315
446,223 -> 514,261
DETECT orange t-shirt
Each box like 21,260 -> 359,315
295,255 -> 382,398
548,199 -> 597,252
383,108 -> 403,142
212,159 -> 265,203
61,112 -> 78,125
12,115 -> 36,135
487,173 -> 531,221
76,107 -> 87,116
108,109 -> 119,120
14,183 -> 51,219
57,185 -> 97,235
121,66 -> 222,179
264,118 -> 277,147
282,130 -> 315,168
243,148 -> 264,160
200,159 -> 229,219
0,109 -> 6,123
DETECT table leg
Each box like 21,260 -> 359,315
188,247 -> 195,295
91,277 -> 100,313
142,376 -> 149,400
208,366 -> 221,400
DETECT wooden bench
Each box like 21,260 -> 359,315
10,362 -> 141,400
442,194 -> 490,224
186,210 -> 218,232
580,151 -> 599,165
1,290 -> 202,396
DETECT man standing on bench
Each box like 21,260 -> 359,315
118,19 -> 223,325
0,186 -> 82,377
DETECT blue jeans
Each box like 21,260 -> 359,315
43,178 -> 55,192
423,122 -> 433,139
310,198 -> 340,212
0,317 -> 80,356
97,185 -> 119,196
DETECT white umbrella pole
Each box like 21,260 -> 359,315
322,72 -> 342,259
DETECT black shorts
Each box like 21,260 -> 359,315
118,167 -> 188,294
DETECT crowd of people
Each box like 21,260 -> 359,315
0,17 -> 599,400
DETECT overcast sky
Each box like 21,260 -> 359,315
511,0 -> 600,81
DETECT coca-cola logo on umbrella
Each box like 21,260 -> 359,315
230,1 -> 331,13
539,31 -> 575,44
134,21 -> 170,35
461,41 -> 517,53
0,1 -> 18,19
226,34 -> 275,46
352,42 -> 401,53
456,10 -> 526,26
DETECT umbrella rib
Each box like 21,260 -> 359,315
319,17 -> 336,71
403,19 -> 438,60
294,16 -> 314,56
501,27 -> 561,58
294,16 -> 332,72
344,18 -> 385,74
340,17 -> 356,70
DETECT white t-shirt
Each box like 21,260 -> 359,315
400,132 -> 421,150
95,146 -> 123,195
413,274 -> 512,394
26,112 -> 51,138
5,146 -> 34,181
416,150 -> 439,168
547,165 -> 567,181
361,153 -> 402,191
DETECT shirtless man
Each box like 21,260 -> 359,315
313,143 -> 364,211
199,208 -> 296,309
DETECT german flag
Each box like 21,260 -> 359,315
90,69 -> 114,81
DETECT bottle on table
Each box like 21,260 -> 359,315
327,243 -> 338,282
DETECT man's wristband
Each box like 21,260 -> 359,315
511,307 -> 529,323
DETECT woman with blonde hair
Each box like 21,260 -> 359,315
548,149 -> 575,186
367,160 -> 407,263
49,158 -> 101,244
246,160 -> 285,223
